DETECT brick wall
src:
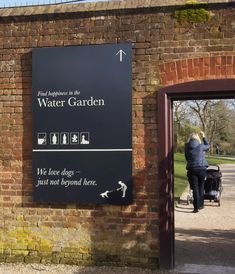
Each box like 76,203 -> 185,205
0,0 -> 235,268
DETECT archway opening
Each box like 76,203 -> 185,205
173,97 -> 235,270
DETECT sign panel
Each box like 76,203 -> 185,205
32,44 -> 132,204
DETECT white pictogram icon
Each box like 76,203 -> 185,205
72,135 -> 78,142
70,132 -> 79,144
52,134 -> 57,144
63,134 -> 67,144
37,133 -> 47,145
100,181 -> 128,199
50,133 -> 59,145
80,132 -> 90,145
60,133 -> 69,145
117,181 -> 128,198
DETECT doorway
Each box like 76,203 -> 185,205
157,79 -> 235,269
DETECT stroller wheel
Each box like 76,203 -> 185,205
218,198 -> 221,206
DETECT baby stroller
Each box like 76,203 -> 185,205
187,165 -> 223,206
204,165 -> 223,206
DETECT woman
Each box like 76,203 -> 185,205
185,131 -> 210,213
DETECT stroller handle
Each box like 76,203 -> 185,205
207,165 -> 220,171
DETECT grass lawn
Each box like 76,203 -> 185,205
174,153 -> 235,201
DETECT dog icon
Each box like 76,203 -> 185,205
100,191 -> 109,198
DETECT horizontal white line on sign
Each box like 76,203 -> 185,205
33,149 -> 132,152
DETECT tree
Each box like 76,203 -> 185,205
187,100 -> 230,153
173,99 -> 235,154
173,101 -> 200,152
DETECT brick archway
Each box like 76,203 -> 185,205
157,58 -> 235,269
159,56 -> 235,87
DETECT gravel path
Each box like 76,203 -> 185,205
174,164 -> 235,272
0,264 -> 170,274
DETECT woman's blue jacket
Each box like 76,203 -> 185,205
185,138 -> 210,170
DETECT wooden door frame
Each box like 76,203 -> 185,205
157,79 -> 235,269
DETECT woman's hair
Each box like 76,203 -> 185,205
188,132 -> 201,143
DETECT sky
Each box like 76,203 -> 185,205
0,0 -> 109,8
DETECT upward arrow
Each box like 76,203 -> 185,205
116,49 -> 126,62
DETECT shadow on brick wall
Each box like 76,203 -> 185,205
21,51 -> 68,209
21,51 -> 34,207
87,93 -> 159,267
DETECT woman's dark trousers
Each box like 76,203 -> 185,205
187,169 -> 206,211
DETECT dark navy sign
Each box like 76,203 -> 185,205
32,44 -> 132,204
